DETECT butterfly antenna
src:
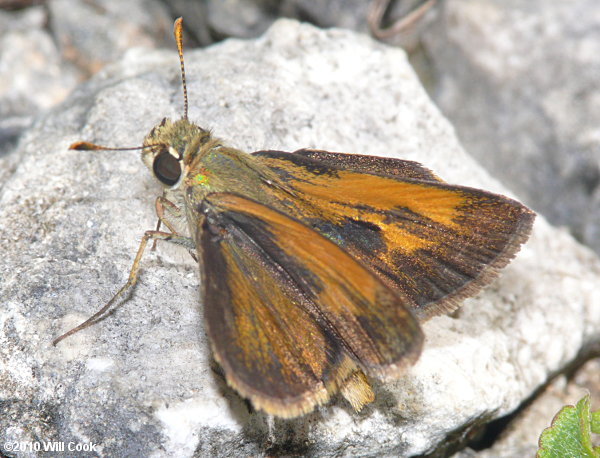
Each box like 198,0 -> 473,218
68,141 -> 162,151
174,17 -> 189,120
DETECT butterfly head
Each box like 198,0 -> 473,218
141,117 -> 212,189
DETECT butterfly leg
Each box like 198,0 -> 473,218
151,194 -> 199,260
151,193 -> 182,246
53,229 -> 195,346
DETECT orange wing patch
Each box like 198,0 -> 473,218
293,171 -> 466,254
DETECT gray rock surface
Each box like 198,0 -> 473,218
1,19 -> 599,457
422,0 -> 600,255
0,6 -> 78,157
189,0 -> 423,42
203,0 -> 372,39
48,0 -> 173,73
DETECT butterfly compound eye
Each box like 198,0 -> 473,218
153,150 -> 181,186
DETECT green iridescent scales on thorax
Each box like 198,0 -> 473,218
194,170 -> 209,185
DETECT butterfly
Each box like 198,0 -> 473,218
53,18 -> 535,418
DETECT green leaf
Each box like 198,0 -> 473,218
537,394 -> 600,458
592,409 -> 600,435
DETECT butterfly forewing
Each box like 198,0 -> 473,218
288,149 -> 443,182
252,150 -> 536,320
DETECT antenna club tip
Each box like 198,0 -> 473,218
174,17 -> 183,37
69,141 -> 101,151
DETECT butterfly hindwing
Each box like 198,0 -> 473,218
198,192 -> 423,417
252,150 -> 536,320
